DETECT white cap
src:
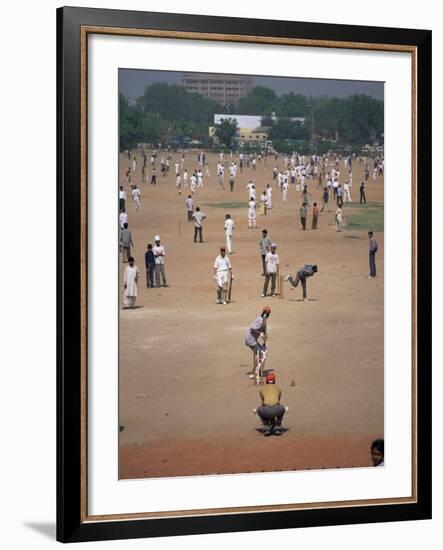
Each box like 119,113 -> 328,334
154,235 -> 160,241
271,243 -> 277,248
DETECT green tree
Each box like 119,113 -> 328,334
269,118 -> 309,140
214,118 -> 238,148
237,86 -> 278,115
261,115 -> 274,127
119,94 -> 144,151
137,83 -> 221,135
274,92 -> 310,118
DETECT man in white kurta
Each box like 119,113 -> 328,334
224,214 -> 234,254
123,257 -> 139,308
213,247 -> 232,305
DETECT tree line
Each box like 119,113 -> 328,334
120,82 -> 383,151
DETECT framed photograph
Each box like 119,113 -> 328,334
57,6 -> 432,543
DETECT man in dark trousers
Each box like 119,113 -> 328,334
360,181 -> 367,204
259,229 -> 272,276
144,243 -> 155,288
120,222 -> 133,263
300,203 -> 308,230
192,206 -> 206,243
253,372 -> 288,436
368,231 -> 378,278
285,264 -> 318,302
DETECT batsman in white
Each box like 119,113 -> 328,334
213,246 -> 233,305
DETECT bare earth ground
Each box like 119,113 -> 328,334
118,151 -> 384,479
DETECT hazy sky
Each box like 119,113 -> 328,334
119,69 -> 384,102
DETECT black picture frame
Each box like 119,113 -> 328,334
57,6 -> 432,543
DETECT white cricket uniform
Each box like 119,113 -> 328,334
282,182 -> 289,202
224,218 -> 234,253
132,188 -> 141,209
266,187 -> 273,209
119,211 -> 128,228
248,200 -> 256,226
214,254 -> 231,287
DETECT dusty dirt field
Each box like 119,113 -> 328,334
118,151 -> 384,479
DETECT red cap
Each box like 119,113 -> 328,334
220,246 -> 226,251
262,306 -> 271,314
266,372 -> 276,383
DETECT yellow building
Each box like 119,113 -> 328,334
238,127 -> 269,143
209,126 -> 268,144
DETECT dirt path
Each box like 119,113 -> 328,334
118,152 -> 384,479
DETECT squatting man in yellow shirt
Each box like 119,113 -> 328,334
253,372 -> 289,436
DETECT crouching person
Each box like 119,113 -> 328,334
253,372 -> 288,436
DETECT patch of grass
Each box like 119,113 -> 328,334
203,202 -> 247,209
344,202 -> 384,232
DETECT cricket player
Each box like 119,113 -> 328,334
119,208 -> 128,229
131,185 -> 141,210
262,243 -> 279,297
192,207 -> 206,243
285,264 -> 318,302
368,231 -> 378,278
217,163 -> 225,190
245,306 -> 271,383
266,184 -> 273,210
253,372 -> 289,436
282,179 -> 289,203
343,180 -> 352,203
224,213 -> 234,254
259,229 -> 272,275
248,198 -> 257,229
185,195 -> 193,222
213,246 -> 232,305
120,222 -> 133,263
190,173 -> 197,194
335,205 -> 343,232
119,186 -> 126,211
259,191 -> 268,215
176,174 -> 182,195
153,235 -> 167,287
123,256 -> 139,309
246,180 -> 255,200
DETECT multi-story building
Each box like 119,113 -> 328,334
182,73 -> 253,106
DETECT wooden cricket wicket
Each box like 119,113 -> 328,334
278,274 -> 285,299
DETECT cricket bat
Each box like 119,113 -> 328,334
228,275 -> 233,302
